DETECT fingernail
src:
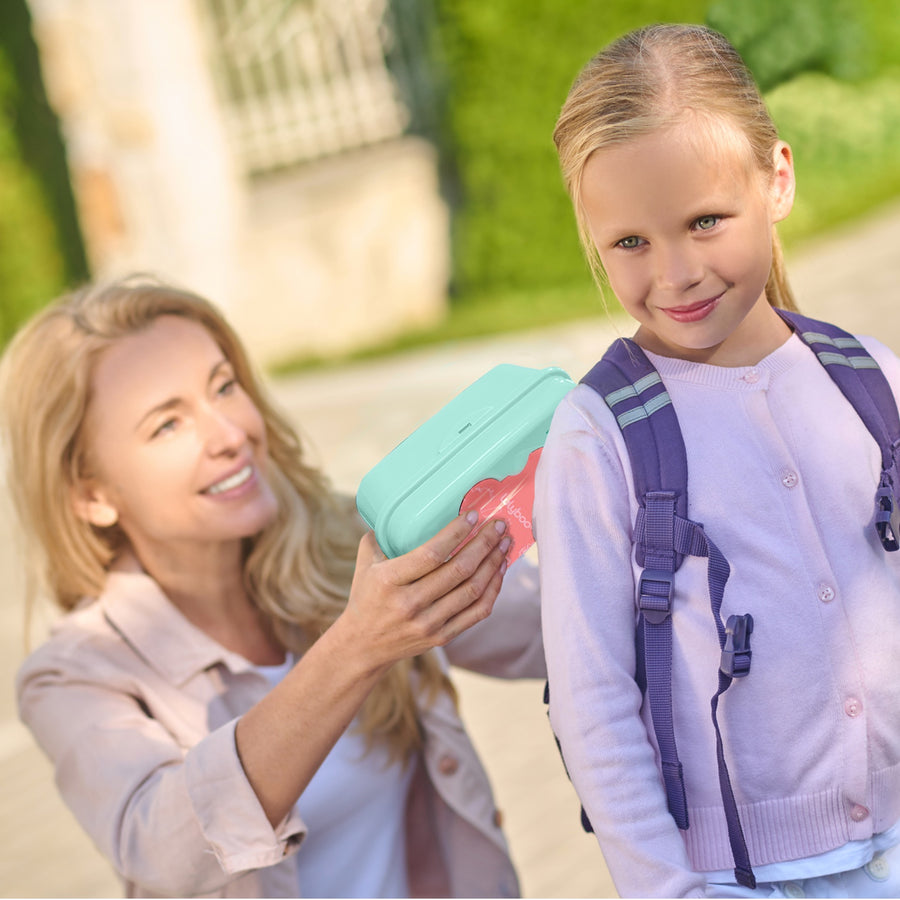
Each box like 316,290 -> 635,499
500,536 -> 512,553
494,519 -> 507,535
465,510 -> 478,526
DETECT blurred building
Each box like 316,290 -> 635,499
25,0 -> 448,365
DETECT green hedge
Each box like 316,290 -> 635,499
0,0 -> 87,347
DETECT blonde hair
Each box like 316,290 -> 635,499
0,275 -> 452,760
553,23 -> 797,312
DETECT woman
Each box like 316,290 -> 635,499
0,276 -> 544,898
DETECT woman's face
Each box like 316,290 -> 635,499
76,315 -> 279,561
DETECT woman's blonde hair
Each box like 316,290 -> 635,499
553,23 -> 797,312
0,275 -> 452,760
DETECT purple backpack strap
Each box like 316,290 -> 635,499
778,309 -> 900,550
582,338 -> 757,889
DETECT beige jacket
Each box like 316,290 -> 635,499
17,560 -> 545,898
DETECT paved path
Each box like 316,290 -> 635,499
2,200 -> 899,898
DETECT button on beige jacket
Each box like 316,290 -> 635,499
17,560 -> 545,898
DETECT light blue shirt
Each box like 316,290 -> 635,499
707,819 -> 900,885
257,657 -> 413,898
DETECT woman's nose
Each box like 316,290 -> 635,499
202,407 -> 246,455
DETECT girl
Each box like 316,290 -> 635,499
0,277 -> 544,898
536,23 -> 900,898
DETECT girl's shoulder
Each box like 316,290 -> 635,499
859,334 -> 900,391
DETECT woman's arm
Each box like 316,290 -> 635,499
17,512 -> 509,895
234,511 -> 510,827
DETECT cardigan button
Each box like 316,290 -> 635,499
850,803 -> 870,822
492,808 -> 504,828
438,754 -> 459,775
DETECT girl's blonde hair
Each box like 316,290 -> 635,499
0,275 -> 452,761
553,23 -> 797,312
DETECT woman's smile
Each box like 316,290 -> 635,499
202,463 -> 256,496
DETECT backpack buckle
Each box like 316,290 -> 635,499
638,569 -> 674,624
875,480 -> 900,552
720,613 -> 754,678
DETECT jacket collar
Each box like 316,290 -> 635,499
99,557 -> 256,687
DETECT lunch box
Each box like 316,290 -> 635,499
356,364 -> 574,561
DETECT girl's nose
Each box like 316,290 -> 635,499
654,243 -> 703,293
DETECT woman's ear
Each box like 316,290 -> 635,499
770,141 -> 795,224
71,482 -> 119,528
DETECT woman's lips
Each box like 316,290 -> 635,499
661,294 -> 722,323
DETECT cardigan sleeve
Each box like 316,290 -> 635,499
16,633 -> 305,896
534,387 -> 707,899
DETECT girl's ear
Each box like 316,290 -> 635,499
71,482 -> 119,528
770,141 -> 795,224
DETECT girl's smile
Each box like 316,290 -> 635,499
580,118 -> 796,366
661,293 -> 723,323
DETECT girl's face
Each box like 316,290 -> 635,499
76,316 -> 279,562
580,120 -> 795,366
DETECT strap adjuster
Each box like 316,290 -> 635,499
876,479 -> 900,551
720,613 -> 754,678
638,569 -> 674,624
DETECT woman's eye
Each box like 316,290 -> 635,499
695,215 -> 719,231
217,378 -> 237,397
151,418 -> 177,439
617,235 -> 643,249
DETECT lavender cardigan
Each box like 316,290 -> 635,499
536,332 -> 900,898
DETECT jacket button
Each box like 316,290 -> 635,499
438,755 -> 459,775
493,808 -> 504,828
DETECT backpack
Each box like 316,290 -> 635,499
548,309 -> 900,889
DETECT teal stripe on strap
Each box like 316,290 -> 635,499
817,351 -> 879,369
803,331 -> 863,350
605,371 -> 662,408
616,391 -> 672,429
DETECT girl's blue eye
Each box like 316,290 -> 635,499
217,379 -> 237,397
696,215 -> 719,231
617,235 -> 642,249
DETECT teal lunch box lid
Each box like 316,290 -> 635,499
356,364 -> 574,558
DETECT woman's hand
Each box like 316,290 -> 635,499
342,512 -> 512,670
235,512 -> 510,827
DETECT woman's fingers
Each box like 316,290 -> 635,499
384,511 -> 499,586
413,517 -> 510,606
347,513 -> 511,661
417,537 -> 510,645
